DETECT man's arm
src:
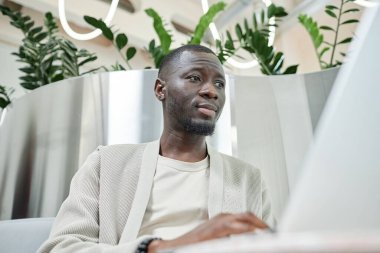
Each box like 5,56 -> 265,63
148,212 -> 268,253
261,177 -> 276,228
37,149 -> 153,253
147,164 -> 275,253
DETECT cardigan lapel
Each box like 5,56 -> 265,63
207,144 -> 224,218
119,140 -> 160,242
119,140 -> 225,241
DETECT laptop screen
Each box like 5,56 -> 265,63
279,2 -> 380,233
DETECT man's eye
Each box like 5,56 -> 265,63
188,75 -> 201,82
215,81 -> 225,88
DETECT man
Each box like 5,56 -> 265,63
38,45 -> 274,253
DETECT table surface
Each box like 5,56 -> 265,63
168,231 -> 380,253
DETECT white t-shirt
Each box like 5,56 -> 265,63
137,155 -> 210,240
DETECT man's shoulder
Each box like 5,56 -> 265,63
96,141 -> 156,162
218,152 -> 261,174
97,142 -> 148,153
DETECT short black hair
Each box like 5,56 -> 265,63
158,45 -> 217,78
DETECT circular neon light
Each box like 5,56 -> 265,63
354,0 -> 377,7
58,0 -> 120,40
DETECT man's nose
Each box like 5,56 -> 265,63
199,81 -> 218,99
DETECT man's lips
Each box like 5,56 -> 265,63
197,103 -> 217,117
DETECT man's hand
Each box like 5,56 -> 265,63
148,213 -> 268,253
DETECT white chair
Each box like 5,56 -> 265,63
0,217 -> 54,253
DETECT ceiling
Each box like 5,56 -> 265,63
5,0 -> 334,48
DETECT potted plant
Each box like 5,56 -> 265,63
0,1 -> 361,220
215,3 -> 298,75
83,2 -> 226,69
298,0 -> 359,69
0,5 -> 100,113
0,2 -> 229,220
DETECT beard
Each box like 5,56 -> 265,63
167,96 -> 216,136
182,117 -> 216,136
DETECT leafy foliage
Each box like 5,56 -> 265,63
147,38 -> 166,68
216,3 -> 298,75
0,5 -> 98,90
145,8 -> 172,54
144,8 -> 172,68
298,0 -> 360,69
84,15 -> 136,70
189,2 -> 226,44
298,15 -> 328,69
0,85 -> 13,109
146,2 -> 225,68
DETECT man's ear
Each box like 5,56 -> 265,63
154,78 -> 166,101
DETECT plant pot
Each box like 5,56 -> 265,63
231,67 -> 339,219
0,70 -> 233,219
0,68 -> 339,220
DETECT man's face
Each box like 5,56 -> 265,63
162,50 -> 226,136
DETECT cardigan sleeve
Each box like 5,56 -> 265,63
261,177 -> 276,228
37,149 -> 152,253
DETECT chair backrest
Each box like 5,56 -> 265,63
0,217 -> 54,253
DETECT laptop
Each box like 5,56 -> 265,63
172,2 -> 380,252
279,1 -> 380,233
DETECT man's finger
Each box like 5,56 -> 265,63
234,212 -> 269,229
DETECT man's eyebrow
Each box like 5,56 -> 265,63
185,67 -> 225,79
215,73 -> 226,80
212,71 -> 226,81
185,67 -> 203,73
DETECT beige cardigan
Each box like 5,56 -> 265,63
38,140 -> 274,253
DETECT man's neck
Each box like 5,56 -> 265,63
159,130 -> 207,163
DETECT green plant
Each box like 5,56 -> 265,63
83,16 -> 136,70
84,2 -> 225,69
299,0 -> 360,69
145,2 -> 226,68
216,3 -> 298,75
0,85 -> 13,109
188,2 -> 226,45
0,5 -> 98,90
144,8 -> 173,68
